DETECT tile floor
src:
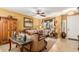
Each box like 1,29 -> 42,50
0,37 -> 78,52
49,38 -> 78,52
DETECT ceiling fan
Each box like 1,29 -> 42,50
32,9 -> 46,17
37,9 -> 46,17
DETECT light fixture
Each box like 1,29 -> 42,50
35,8 -> 46,17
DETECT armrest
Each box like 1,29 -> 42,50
30,34 -> 47,52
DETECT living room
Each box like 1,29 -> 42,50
0,7 -> 79,52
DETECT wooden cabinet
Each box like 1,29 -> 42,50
0,16 -> 17,44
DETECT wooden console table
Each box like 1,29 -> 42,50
9,37 -> 33,52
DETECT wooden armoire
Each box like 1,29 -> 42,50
0,16 -> 17,45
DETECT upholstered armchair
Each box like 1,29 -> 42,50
25,30 -> 47,52
31,33 -> 47,51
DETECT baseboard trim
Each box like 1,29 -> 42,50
68,38 -> 79,41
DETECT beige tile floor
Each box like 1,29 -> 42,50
49,38 -> 78,52
0,38 -> 78,52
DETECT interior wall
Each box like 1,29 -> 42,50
0,8 -> 45,31
55,16 -> 62,36
0,8 -> 26,31
33,18 -> 42,29
0,8 -> 72,32
41,16 -> 62,35
67,15 -> 79,39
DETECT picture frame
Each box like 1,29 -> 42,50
24,17 -> 33,29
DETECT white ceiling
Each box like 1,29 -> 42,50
2,7 -> 75,18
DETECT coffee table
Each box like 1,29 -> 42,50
9,37 -> 33,52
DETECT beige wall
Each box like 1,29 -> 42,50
0,8 -> 71,32
0,8 -> 41,30
33,18 -> 42,29
0,8 -> 26,30
55,16 -> 62,35
0,8 -> 44,30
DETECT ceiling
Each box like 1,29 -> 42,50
2,7 -> 75,18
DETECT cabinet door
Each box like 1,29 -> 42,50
0,18 -> 17,44
0,20 -> 3,43
7,19 -> 17,38
7,20 -> 12,38
11,20 -> 17,36
2,19 -> 8,43
0,19 -> 8,44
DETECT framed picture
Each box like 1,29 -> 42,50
24,17 -> 33,29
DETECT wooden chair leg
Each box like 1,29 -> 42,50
20,46 -> 24,52
16,44 -> 18,48
9,39 -> 11,51
44,40 -> 47,49
78,47 -> 79,51
30,42 -> 33,52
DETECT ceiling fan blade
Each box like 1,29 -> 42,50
40,14 -> 46,17
41,12 -> 45,14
